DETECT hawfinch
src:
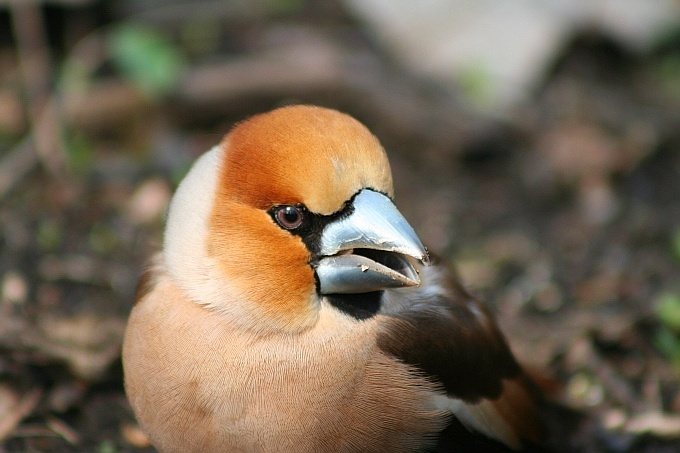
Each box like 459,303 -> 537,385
123,105 -> 546,452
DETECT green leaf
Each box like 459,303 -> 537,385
655,326 -> 680,368
656,292 -> 680,332
658,54 -> 680,100
98,440 -> 117,453
108,23 -> 185,98
458,61 -> 494,105
672,228 -> 680,261
64,131 -> 93,174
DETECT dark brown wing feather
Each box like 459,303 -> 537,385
377,255 -> 547,449
378,257 -> 520,402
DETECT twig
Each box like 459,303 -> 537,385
9,1 -> 66,177
46,416 -> 80,445
0,136 -> 36,199
5,425 -> 58,438
0,388 -> 43,442
584,338 -> 647,412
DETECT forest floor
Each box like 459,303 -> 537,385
1,1 -> 680,452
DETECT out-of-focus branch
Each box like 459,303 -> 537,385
9,1 -> 66,178
0,136 -> 36,198
0,388 -> 43,444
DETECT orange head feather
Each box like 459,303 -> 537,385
203,105 -> 393,332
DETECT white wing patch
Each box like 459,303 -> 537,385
431,392 -> 521,450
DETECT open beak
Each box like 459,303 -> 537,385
315,189 -> 430,294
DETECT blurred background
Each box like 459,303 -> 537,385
1,0 -> 680,451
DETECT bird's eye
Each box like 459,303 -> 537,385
275,206 -> 304,230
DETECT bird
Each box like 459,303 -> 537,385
122,105 -> 547,452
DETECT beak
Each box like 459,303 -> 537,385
315,189 -> 430,294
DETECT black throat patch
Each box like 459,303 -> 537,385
325,291 -> 383,320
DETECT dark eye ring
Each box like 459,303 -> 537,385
275,205 -> 304,230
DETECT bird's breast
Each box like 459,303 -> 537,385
123,272 -> 447,453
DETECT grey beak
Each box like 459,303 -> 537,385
315,189 -> 430,294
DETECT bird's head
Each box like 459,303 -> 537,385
164,105 -> 429,333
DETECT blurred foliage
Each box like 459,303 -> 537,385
654,26 -> 680,100
89,223 -> 119,255
97,440 -> 118,453
108,23 -> 186,98
37,218 -> 64,251
56,22 -> 188,174
654,229 -> 680,371
457,62 -> 494,106
58,57 -> 93,97
672,228 -> 680,261
656,293 -> 680,372
64,131 -> 94,174
658,54 -> 680,100
657,293 -> 680,331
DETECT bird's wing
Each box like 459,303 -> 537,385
378,256 -> 545,449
